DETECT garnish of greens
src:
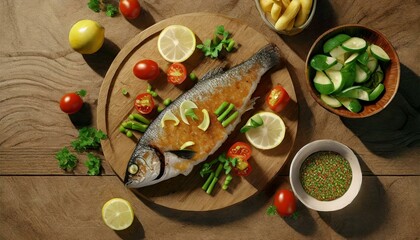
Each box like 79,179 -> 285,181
76,89 -> 87,97
71,127 -> 107,152
200,153 -> 238,194
85,153 -> 102,176
214,102 -> 238,127
240,114 -> 264,133
185,108 -> 199,121
266,205 -> 299,219
55,147 -> 78,171
88,0 -> 118,17
197,25 -> 236,59
55,127 -> 107,175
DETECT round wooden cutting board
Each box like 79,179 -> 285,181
97,13 -> 298,211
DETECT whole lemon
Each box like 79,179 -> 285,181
69,20 -> 105,54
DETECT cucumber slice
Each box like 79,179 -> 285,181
341,37 -> 367,52
340,62 -> 356,88
356,51 -> 369,65
336,97 -> 363,113
313,71 -> 334,94
370,44 -> 390,62
320,94 -> 342,108
323,34 -> 351,53
368,83 -> 385,101
329,62 -> 343,71
344,52 -> 359,64
354,63 -> 369,83
338,86 -> 371,101
329,46 -> 348,58
366,56 -> 378,73
310,55 -> 338,71
325,69 -> 345,93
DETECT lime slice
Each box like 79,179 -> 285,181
313,71 -> 334,94
179,100 -> 198,125
245,112 -> 286,150
323,34 -> 351,53
158,25 -> 196,62
161,110 -> 180,128
198,109 -> 210,131
102,198 -> 134,231
320,94 -> 342,108
370,44 -> 390,62
310,54 -> 337,71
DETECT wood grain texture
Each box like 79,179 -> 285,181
97,13 -> 298,211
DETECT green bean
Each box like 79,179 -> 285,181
129,113 -> 150,125
119,125 -> 133,138
217,103 -> 234,121
122,121 -> 148,133
214,101 -> 229,116
222,111 -> 238,127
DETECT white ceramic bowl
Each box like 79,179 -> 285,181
289,139 -> 362,212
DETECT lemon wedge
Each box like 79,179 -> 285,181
161,110 -> 180,128
158,25 -> 196,62
102,198 -> 134,231
180,141 -> 195,150
198,109 -> 210,131
179,100 -> 198,125
245,112 -> 286,150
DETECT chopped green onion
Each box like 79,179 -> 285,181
189,72 -> 198,81
240,114 -> 264,133
214,101 -> 229,116
157,106 -> 165,113
122,89 -> 128,96
226,40 -> 236,52
221,111 -> 238,127
163,98 -> 172,106
185,108 -> 199,121
206,163 -> 223,194
122,121 -> 148,132
202,172 -> 215,190
217,103 -> 234,122
222,174 -> 233,190
129,113 -> 150,125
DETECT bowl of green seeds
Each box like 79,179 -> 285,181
289,139 -> 362,212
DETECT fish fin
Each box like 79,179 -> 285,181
167,150 -> 196,159
200,67 -> 225,81
244,97 -> 260,112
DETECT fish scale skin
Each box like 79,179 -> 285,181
125,44 -> 281,188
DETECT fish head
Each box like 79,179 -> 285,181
124,145 -> 163,188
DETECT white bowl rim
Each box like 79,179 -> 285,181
289,139 -> 362,212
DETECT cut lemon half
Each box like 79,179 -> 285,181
102,198 -> 134,231
245,112 -> 286,150
158,25 -> 196,62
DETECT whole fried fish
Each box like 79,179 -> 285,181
125,44 -> 281,188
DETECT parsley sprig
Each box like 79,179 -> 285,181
85,153 -> 102,176
197,25 -> 236,59
71,127 -> 107,152
88,0 -> 118,17
55,147 -> 78,171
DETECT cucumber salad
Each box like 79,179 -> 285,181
310,34 -> 390,113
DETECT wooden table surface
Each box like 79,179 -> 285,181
1,0 -> 419,239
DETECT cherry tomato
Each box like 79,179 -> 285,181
134,93 -> 154,114
227,142 -> 253,177
59,93 -> 83,114
266,85 -> 290,112
273,189 -> 297,217
133,59 -> 160,81
167,63 -> 187,85
119,0 -> 141,19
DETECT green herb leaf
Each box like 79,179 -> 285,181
185,108 -> 199,121
71,127 -> 107,152
87,0 -> 101,12
85,153 -> 101,176
196,25 -> 236,59
105,4 -> 118,17
266,205 -> 278,216
76,89 -> 87,97
240,115 -> 264,133
55,147 -> 78,171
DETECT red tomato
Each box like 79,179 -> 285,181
133,60 -> 160,81
167,63 -> 187,85
59,93 -> 83,114
273,189 -> 297,217
227,142 -> 253,177
266,85 -> 290,112
119,0 -> 141,19
134,93 -> 154,114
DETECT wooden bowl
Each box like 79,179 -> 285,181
305,24 -> 400,118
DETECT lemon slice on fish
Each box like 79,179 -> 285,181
161,110 -> 180,128
179,100 -> 198,125
158,25 -> 196,62
245,112 -> 286,150
198,109 -> 210,131
102,198 -> 134,231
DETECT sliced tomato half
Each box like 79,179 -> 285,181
134,93 -> 154,114
266,85 -> 290,112
167,63 -> 187,85
227,142 -> 253,177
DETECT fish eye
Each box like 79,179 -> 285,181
128,164 -> 139,174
